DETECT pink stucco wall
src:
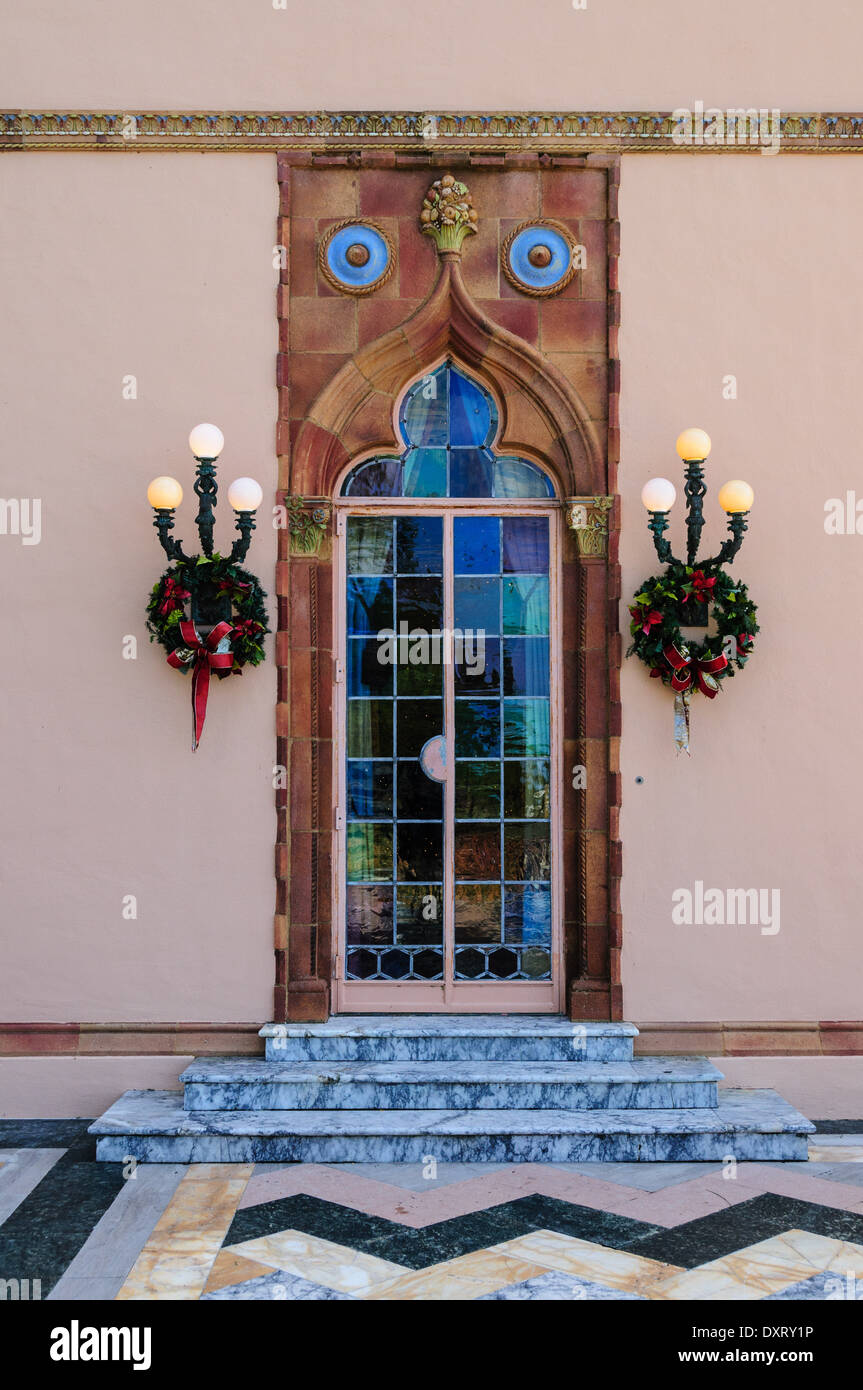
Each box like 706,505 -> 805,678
619,155 -> 863,1021
0,155 -> 278,1024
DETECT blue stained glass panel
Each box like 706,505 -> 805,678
403,448 -> 447,497
503,517 -> 550,572
494,457 -> 553,498
347,762 -> 393,819
450,449 -> 494,498
455,700 -> 500,757
348,637 -> 393,697
344,457 -> 402,497
454,577 -> 499,634
347,577 -> 393,634
454,516 -> 500,574
396,516 -> 442,574
340,363 -> 558,498
402,376 -> 448,446
449,367 -> 493,445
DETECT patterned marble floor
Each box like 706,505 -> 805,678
2,1119 -> 863,1301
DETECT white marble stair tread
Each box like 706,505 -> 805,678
90,1088 -> 813,1137
259,1016 -> 638,1039
179,1057 -> 721,1084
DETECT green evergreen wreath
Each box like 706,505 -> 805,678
627,561 -> 758,695
146,554 -> 270,674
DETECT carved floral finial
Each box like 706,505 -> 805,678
420,173 -> 478,253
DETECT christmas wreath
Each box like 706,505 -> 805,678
147,554 -> 270,747
627,561 -> 758,698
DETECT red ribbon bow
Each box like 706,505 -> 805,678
158,577 -> 190,617
167,620 -> 234,748
663,641 -> 727,698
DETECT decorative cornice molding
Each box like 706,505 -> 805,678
2,110 -> 863,153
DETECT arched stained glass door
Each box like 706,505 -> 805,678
334,362 -> 562,1011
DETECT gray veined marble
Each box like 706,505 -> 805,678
480,1271 -> 645,1300
179,1057 -> 721,1112
89,1087 -> 814,1164
202,1271 -> 356,1300
260,1016 -> 638,1063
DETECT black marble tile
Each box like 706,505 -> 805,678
0,1149 -> 125,1296
812,1120 -> 863,1134
628,1193 -> 863,1268
225,1192 -> 660,1270
0,1119 -> 93,1148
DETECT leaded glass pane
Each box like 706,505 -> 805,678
340,363 -> 555,499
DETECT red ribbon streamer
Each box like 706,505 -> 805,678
663,641 -> 728,698
167,620 -> 234,749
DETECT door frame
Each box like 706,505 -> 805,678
332,496 -> 564,1014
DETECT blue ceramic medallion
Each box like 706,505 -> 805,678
321,222 -> 393,294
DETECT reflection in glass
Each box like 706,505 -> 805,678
455,884 -> 502,942
347,762 -> 393,819
347,885 -> 393,944
396,822 -> 443,882
503,699 -> 550,758
454,822 -> 501,880
503,576 -> 549,635
455,760 -> 501,819
347,516 -> 394,574
348,700 -> 393,757
455,700 -> 500,758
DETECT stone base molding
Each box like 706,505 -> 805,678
2,1021 -> 862,1057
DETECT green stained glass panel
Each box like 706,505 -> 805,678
347,824 -> 393,882
347,700 -> 393,757
503,576 -> 549,635
503,700 -> 550,757
455,761 -> 501,818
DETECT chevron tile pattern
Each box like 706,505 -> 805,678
2,1120 -> 863,1300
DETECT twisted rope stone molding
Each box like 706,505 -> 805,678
2,110 -> 863,152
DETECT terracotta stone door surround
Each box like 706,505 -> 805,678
273,150 -> 622,1023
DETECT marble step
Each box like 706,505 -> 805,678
90,1088 -> 814,1163
180,1057 -> 721,1112
260,1016 -> 637,1063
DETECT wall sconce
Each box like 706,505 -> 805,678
641,428 -> 755,577
628,428 -> 758,755
145,425 -> 270,749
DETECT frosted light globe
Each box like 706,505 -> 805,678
147,476 -> 183,510
718,479 -> 755,513
640,477 -> 677,513
188,422 -> 224,459
227,477 -> 264,512
675,428 -> 712,462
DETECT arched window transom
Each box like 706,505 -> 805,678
340,361 -> 555,499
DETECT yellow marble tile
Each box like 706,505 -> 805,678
809,1144 -> 863,1162
652,1230 -> 863,1302
117,1163 -> 253,1300
487,1230 -> 681,1297
203,1251 -> 275,1294
365,1251 -> 550,1301
226,1230 -> 407,1296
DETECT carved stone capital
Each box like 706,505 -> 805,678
419,174 -> 478,253
566,496 -> 614,557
